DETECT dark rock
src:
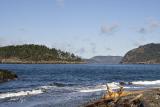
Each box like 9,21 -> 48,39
128,82 -> 133,85
119,82 -> 133,86
0,69 -> 18,83
119,82 -> 126,86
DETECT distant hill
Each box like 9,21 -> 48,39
0,44 -> 83,64
85,56 -> 122,64
121,43 -> 160,64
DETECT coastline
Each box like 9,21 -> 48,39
85,88 -> 160,107
0,60 -> 85,64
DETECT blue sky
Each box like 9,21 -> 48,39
0,0 -> 160,58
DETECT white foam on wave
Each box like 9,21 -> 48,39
79,85 -> 107,92
0,84 -> 66,99
79,82 -> 146,93
0,84 -> 73,99
0,89 -> 43,99
107,82 -> 120,89
132,80 -> 160,85
2,80 -> 160,99
40,85 -> 56,90
79,82 -> 121,93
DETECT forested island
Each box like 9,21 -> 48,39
0,44 -> 83,64
121,43 -> 160,64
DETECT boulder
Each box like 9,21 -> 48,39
0,69 -> 18,83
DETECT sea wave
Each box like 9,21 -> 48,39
79,82 -> 123,93
40,85 -> 56,90
1,80 -> 160,99
34,80 -> 160,94
0,83 -> 76,99
0,89 -> 44,99
50,82 -> 76,87
79,85 -> 107,93
79,80 -> 160,93
132,80 -> 160,85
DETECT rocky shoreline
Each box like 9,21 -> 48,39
85,88 -> 160,107
0,58 -> 85,64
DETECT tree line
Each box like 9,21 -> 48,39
0,44 -> 82,62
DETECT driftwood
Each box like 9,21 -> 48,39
103,84 -> 127,100
86,84 -> 144,107
129,94 -> 143,103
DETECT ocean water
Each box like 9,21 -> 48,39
0,64 -> 160,107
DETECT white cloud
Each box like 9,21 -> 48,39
148,19 -> 160,31
137,27 -> 147,34
101,23 -> 118,34
137,18 -> 160,34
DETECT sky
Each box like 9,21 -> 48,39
0,0 -> 160,58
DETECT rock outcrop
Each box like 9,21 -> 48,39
0,69 -> 18,83
121,43 -> 160,64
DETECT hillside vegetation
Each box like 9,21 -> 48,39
0,44 -> 83,64
121,43 -> 160,64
